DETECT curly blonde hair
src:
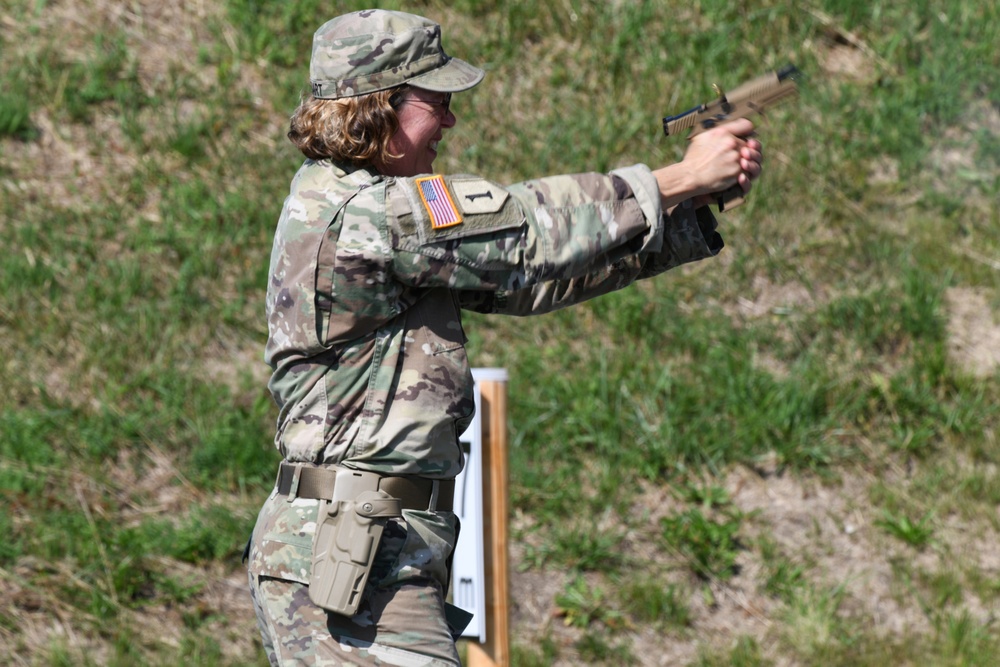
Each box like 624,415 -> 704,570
287,86 -> 408,164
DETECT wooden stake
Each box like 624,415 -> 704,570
467,377 -> 510,667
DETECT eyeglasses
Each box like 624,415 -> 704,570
399,93 -> 452,117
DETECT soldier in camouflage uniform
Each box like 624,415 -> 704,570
247,8 -> 763,666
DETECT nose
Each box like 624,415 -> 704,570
441,108 -> 457,129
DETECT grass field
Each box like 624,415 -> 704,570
2,0 -> 999,665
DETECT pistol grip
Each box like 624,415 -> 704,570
717,185 -> 745,212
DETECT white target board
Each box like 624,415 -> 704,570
451,368 -> 507,642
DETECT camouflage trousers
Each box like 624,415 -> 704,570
247,487 -> 462,666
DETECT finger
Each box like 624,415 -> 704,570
721,117 -> 756,137
737,171 -> 752,192
741,152 -> 763,170
740,145 -> 763,164
739,164 -> 761,184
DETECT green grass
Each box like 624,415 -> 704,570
2,0 -> 1000,664
661,507 -> 744,581
876,510 -> 935,549
691,636 -> 768,667
0,71 -> 37,140
619,577 -> 692,629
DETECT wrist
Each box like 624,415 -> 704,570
653,162 -> 702,210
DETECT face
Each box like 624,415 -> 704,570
377,88 -> 456,177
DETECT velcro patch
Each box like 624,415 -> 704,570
416,175 -> 463,230
450,179 -> 509,214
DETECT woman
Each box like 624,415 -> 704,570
247,9 -> 763,666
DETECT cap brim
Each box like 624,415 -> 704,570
407,57 -> 485,93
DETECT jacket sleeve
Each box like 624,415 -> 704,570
456,202 -> 723,316
383,163 -> 674,292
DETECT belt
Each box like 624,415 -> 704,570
277,462 -> 454,513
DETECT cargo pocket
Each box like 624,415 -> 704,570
247,489 -> 319,586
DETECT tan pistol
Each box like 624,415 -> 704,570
663,64 -> 801,211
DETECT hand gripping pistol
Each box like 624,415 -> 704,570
663,64 -> 801,212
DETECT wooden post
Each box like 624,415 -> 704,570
467,375 -> 510,667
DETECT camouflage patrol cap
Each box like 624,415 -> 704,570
309,9 -> 485,100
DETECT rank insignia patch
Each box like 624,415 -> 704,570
416,175 -> 463,230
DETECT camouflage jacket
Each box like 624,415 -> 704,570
264,160 -> 722,479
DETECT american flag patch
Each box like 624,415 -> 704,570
416,175 -> 463,230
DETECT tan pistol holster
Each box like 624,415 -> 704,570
276,462 -> 454,618
310,468 -> 400,615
